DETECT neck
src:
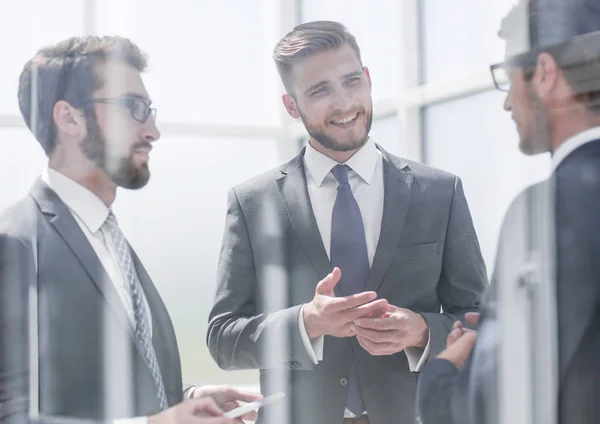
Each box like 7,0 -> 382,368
49,154 -> 117,207
308,138 -> 366,163
550,107 -> 600,154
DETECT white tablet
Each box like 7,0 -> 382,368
223,392 -> 286,419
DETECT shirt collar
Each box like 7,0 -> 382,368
304,137 -> 379,186
41,167 -> 110,233
552,126 -> 600,171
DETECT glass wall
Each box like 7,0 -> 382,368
1,1 -> 559,421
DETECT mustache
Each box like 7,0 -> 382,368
132,141 -> 153,151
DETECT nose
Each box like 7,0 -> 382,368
503,93 -> 511,112
141,118 -> 160,143
331,85 -> 354,112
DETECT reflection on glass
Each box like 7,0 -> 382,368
423,90 -> 550,273
420,0 -> 515,83
115,134 -> 280,386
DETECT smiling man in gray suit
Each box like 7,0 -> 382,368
207,21 -> 487,424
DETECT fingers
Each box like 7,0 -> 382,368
352,325 -> 397,344
465,312 -> 481,326
194,417 -> 236,424
333,291 -> 379,312
446,327 -> 463,347
344,298 -> 388,318
448,331 -> 477,354
356,336 -> 398,356
224,387 -> 263,403
353,310 -> 403,331
316,267 -> 342,295
437,331 -> 477,369
241,410 -> 259,421
190,397 -> 225,416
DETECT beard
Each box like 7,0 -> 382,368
299,103 -> 373,152
81,112 -> 151,189
520,86 -> 552,156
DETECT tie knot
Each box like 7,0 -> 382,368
331,164 -> 350,184
102,210 -> 119,231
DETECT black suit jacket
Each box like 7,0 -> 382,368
0,180 -> 184,423
416,139 -> 600,424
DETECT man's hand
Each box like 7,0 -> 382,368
303,267 -> 389,339
192,385 -> 263,422
148,397 -> 236,424
352,305 -> 429,355
465,312 -> 481,326
436,319 -> 478,369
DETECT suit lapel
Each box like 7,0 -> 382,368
131,249 -> 181,400
30,179 -> 133,334
366,147 -> 413,292
277,151 -> 333,283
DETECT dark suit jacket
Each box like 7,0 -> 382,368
207,146 -> 487,424
417,139 -> 600,424
0,180 -> 184,423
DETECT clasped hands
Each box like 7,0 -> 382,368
303,267 -> 429,355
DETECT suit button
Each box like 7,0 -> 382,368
340,378 -> 348,386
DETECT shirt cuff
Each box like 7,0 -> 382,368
183,385 -> 197,399
405,328 -> 431,372
114,417 -> 148,424
298,305 -> 324,364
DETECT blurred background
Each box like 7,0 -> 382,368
0,0 -> 550,389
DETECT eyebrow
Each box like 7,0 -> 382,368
342,71 -> 364,80
304,71 -> 364,95
305,81 -> 329,95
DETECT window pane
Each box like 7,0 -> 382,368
301,0 -> 399,104
0,128 -> 47,211
0,0 -> 85,115
113,134 -> 280,385
370,115 -> 401,156
423,90 -> 550,273
95,0 -> 281,127
420,0 -> 515,83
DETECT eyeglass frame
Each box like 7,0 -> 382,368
490,29 -> 600,92
81,97 -> 157,123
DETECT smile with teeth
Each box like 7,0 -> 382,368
331,112 -> 359,125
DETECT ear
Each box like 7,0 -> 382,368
363,66 -> 372,88
282,94 -> 300,119
53,100 -> 85,138
533,52 -> 559,99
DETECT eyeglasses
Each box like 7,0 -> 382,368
490,63 -> 511,92
83,97 -> 157,123
490,30 -> 600,93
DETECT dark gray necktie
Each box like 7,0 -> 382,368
102,211 -> 168,411
330,164 -> 370,415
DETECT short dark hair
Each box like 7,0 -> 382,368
18,35 -> 148,155
273,21 -> 362,95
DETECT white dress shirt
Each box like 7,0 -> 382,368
551,126 -> 600,171
42,167 -> 151,424
295,138 -> 431,417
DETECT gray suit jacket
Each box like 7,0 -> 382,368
0,179 -> 184,423
207,146 -> 487,424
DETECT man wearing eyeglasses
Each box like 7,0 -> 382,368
416,0 -> 600,423
0,36 -> 260,424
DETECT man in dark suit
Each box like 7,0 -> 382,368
0,36 -> 260,424
207,21 -> 488,424
417,1 -> 600,423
